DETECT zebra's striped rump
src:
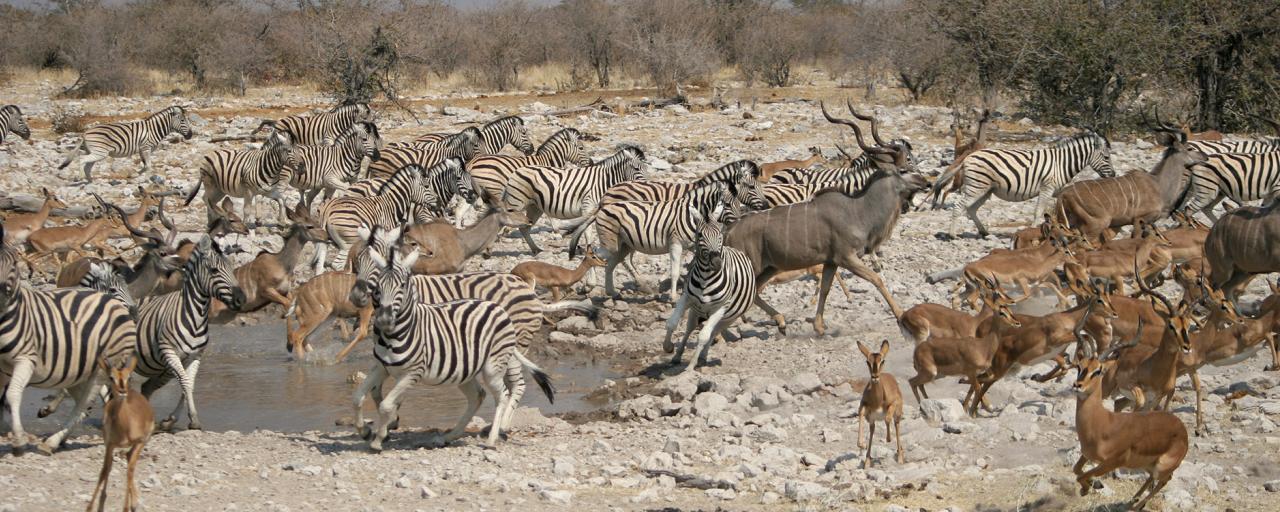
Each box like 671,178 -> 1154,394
467,128 -> 591,207
369,127 -> 480,179
1183,150 -> 1280,218
270,103 -> 375,146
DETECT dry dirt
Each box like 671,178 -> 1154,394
1,76 -> 1278,512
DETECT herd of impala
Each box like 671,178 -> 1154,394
2,98 -> 1280,510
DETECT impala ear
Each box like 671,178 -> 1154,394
856,341 -> 871,360
879,339 -> 890,357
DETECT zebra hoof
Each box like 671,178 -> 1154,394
356,426 -> 372,440
158,417 -> 177,432
36,406 -> 55,418
368,439 -> 384,453
35,442 -> 56,456
662,340 -> 674,354
388,417 -> 400,431
188,421 -> 203,431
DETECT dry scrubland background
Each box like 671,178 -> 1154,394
3,1 -> 1280,512
2,0 -> 1280,134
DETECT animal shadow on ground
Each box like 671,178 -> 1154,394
291,428 -> 512,454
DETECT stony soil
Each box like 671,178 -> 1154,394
1,77 -> 1279,512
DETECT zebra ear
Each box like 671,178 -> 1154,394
197,235 -> 214,254
396,244 -> 421,270
687,206 -> 705,226
710,203 -> 725,223
357,224 -> 373,243
369,247 -> 388,269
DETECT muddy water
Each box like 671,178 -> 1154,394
19,321 -> 620,434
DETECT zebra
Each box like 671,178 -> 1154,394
1181,151 -> 1280,222
0,223 -> 138,455
276,121 -> 383,210
467,128 -> 592,209
502,144 -> 649,254
266,103 -> 375,146
348,158 -> 475,220
351,242 -> 553,451
770,140 -> 912,185
1189,140 -> 1280,155
564,160 -> 767,258
367,127 -> 481,179
132,236 -> 244,431
318,163 -> 434,270
762,170 -> 876,207
1,105 -> 31,146
661,203 -> 756,376
399,115 -> 535,155
578,182 -> 745,299
948,131 -> 1114,238
346,225 -> 593,411
185,128 -> 295,227
58,105 -> 193,182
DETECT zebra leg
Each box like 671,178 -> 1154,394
182,358 -> 203,430
478,363 -> 512,446
313,243 -> 329,276
370,371 -> 419,452
438,381 -> 484,446
501,359 -> 526,432
80,154 -> 107,183
682,307 -> 729,375
139,149 -> 152,175
1201,195 -> 1225,224
667,242 -> 684,300
3,357 -> 34,454
38,378 -> 98,454
663,292 -> 691,354
964,190 -> 994,238
670,311 -> 699,366
352,363 -> 387,440
602,248 -> 623,297
37,389 -> 68,418
156,349 -> 191,431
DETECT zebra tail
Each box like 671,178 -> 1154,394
564,216 -> 597,259
514,350 -> 555,404
184,180 -> 203,206
928,164 -> 962,209
542,298 -> 598,319
56,140 -> 84,169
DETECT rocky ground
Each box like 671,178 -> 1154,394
2,76 -> 1279,511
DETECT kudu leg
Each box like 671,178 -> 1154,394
812,264 -> 838,336
838,253 -> 904,319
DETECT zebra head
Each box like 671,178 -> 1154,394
169,106 -> 194,140
189,236 -> 245,310
368,236 -> 422,333
1083,132 -> 1115,178
726,160 -> 768,210
84,261 -> 137,317
446,158 -> 478,204
350,224 -> 401,308
541,128 -> 591,166
337,103 -> 376,125
509,117 -> 536,155
3,105 -> 31,141
0,224 -> 21,312
339,122 -> 382,162
616,145 -> 650,180
689,202 -> 728,268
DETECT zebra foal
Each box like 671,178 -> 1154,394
185,127 -> 295,227
352,243 -> 553,451
59,105 -> 194,182
0,105 -> 31,146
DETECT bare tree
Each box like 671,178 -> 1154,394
556,0 -> 620,88
620,0 -> 719,94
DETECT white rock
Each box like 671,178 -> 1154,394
420,486 -> 438,498
649,158 -> 673,171
694,392 -> 729,417
919,399 -> 966,423
787,372 -> 823,395
552,456 -> 576,476
783,480 -> 830,501
1265,480 -> 1280,492
539,489 -> 573,504
655,372 -> 702,402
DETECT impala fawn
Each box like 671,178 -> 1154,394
86,355 -> 154,512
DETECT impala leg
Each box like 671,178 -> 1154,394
125,441 -> 145,512
892,412 -> 904,463
1191,370 -> 1205,435
1133,474 -> 1171,511
864,419 -> 876,468
88,444 -> 114,512
856,405 -> 866,449
1077,459 -> 1122,496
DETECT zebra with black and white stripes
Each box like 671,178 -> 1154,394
949,132 -> 1114,238
77,261 -> 137,315
351,242 -> 553,451
269,103 -> 375,146
1189,140 -> 1280,155
761,170 -> 877,207
348,158 -> 475,220
185,129 -> 295,227
601,159 -> 765,206
580,182 -> 744,299
368,127 -> 481,179
503,144 -> 649,254
0,224 -> 139,454
319,163 -> 434,270
133,236 -> 244,431
661,203 -> 756,376
277,122 -> 383,209
1182,151 -> 1280,222
468,128 -> 592,208
1,105 -> 31,146
403,115 -> 535,155
345,226 -> 592,411
58,105 -> 193,182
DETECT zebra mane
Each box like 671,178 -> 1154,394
422,158 -> 462,180
2,105 -> 21,115
483,115 -> 524,130
594,145 -> 644,166
333,122 -> 373,145
331,103 -> 368,114
376,164 -> 423,195
1052,132 -> 1105,149
537,128 -> 582,154
150,106 -> 183,119
694,160 -> 758,186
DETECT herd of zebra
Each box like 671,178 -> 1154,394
1,96 -> 1280,475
